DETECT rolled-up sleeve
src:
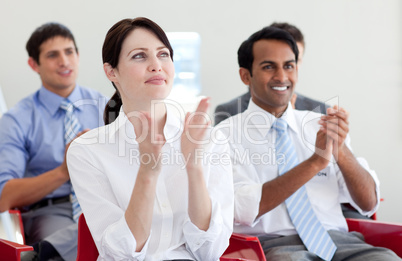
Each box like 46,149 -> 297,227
183,140 -> 234,260
0,114 -> 28,196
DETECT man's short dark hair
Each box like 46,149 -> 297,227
270,22 -> 305,48
237,26 -> 299,76
26,22 -> 78,64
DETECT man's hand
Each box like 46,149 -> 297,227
311,129 -> 333,169
319,105 -> 349,161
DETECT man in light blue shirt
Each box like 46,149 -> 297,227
0,22 -> 107,261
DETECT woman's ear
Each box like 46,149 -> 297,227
103,63 -> 118,82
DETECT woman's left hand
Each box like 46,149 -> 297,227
181,97 -> 211,170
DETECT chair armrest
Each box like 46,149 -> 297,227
220,257 -> 256,261
221,233 -> 266,261
0,238 -> 33,261
346,218 -> 402,258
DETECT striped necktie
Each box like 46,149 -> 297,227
60,100 -> 82,223
274,118 -> 337,260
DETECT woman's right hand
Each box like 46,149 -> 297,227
128,111 -> 165,173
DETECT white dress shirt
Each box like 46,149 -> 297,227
216,100 -> 380,237
67,105 -> 234,261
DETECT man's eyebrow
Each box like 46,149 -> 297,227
259,59 -> 296,66
259,60 -> 275,66
45,50 -> 59,55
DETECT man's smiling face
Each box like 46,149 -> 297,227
240,39 -> 298,116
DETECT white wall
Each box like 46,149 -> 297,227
1,0 -> 401,222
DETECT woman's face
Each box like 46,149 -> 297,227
109,28 -> 174,104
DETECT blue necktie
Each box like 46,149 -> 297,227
60,100 -> 82,223
274,118 -> 337,260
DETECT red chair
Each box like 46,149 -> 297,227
77,214 -> 263,261
0,210 -> 33,261
221,233 -> 266,261
76,214 -> 98,261
346,218 -> 402,257
0,238 -> 34,261
2,213 -> 402,261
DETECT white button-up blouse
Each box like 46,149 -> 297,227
67,105 -> 234,261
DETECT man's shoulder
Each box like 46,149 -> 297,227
216,92 -> 250,109
77,85 -> 107,99
0,92 -> 38,134
295,93 -> 328,114
216,109 -> 248,135
214,92 -> 251,125
4,92 -> 37,118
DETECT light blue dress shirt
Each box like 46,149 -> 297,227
0,85 -> 107,204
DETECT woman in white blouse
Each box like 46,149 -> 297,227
67,17 -> 233,260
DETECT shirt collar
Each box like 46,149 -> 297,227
117,103 -> 183,143
246,99 -> 299,137
38,85 -> 82,115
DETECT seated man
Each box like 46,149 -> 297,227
218,26 -> 399,260
0,22 -> 107,261
214,22 -> 327,126
215,22 -> 367,221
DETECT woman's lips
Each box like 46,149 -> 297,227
145,76 -> 165,85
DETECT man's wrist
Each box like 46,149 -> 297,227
307,154 -> 329,173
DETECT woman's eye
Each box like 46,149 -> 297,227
159,52 -> 170,58
132,53 -> 145,59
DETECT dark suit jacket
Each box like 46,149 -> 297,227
214,91 -> 328,125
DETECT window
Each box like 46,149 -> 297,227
166,32 -> 201,102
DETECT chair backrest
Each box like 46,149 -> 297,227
77,214 -> 98,261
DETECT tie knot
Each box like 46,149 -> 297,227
60,100 -> 74,112
273,118 -> 288,133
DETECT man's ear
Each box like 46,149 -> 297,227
103,63 -> 118,83
239,67 -> 251,85
28,57 -> 40,73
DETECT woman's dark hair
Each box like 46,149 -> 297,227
237,26 -> 299,76
102,17 -> 174,124
26,22 -> 78,64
